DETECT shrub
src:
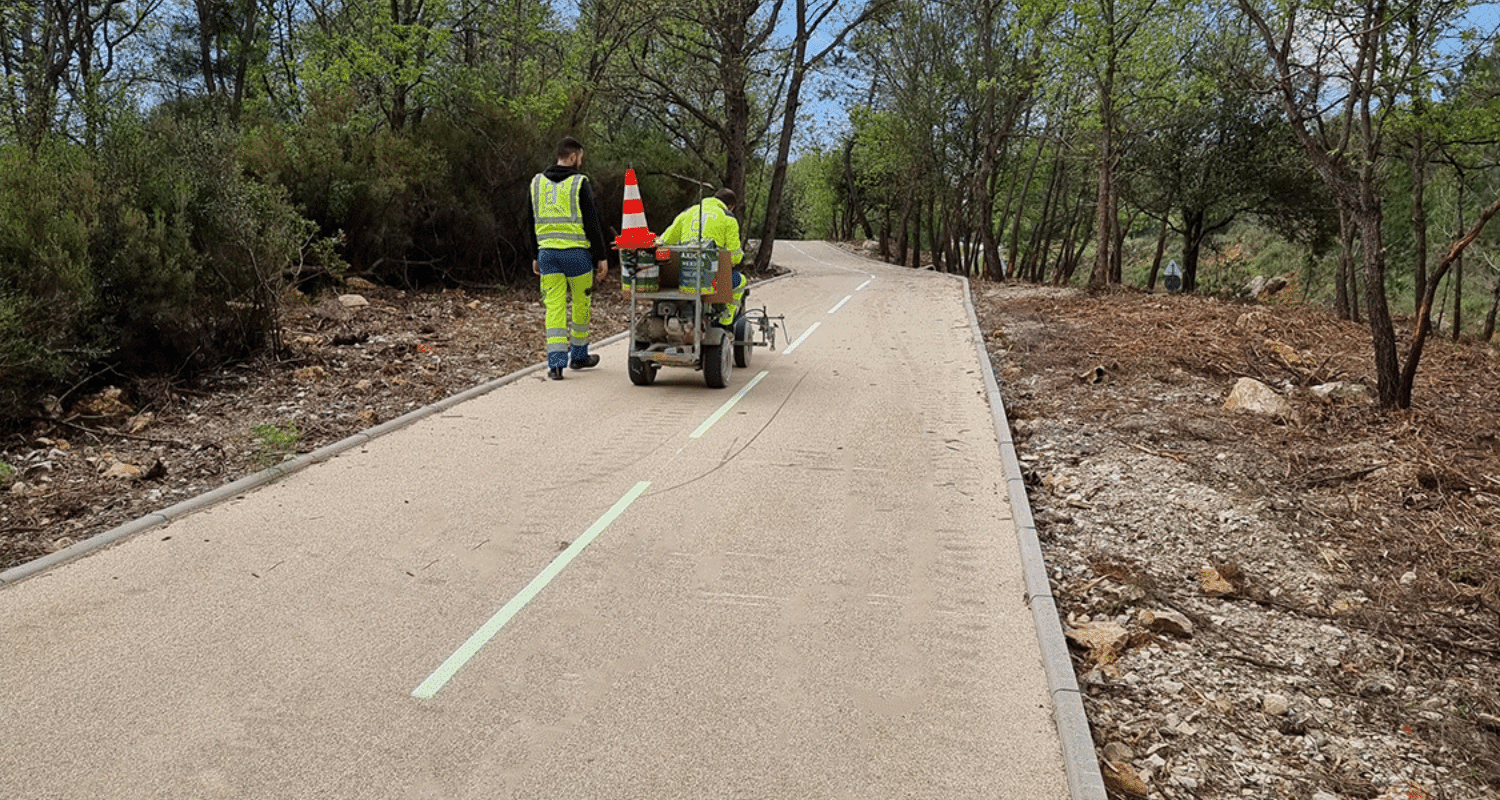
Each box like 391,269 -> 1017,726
0,144 -> 107,418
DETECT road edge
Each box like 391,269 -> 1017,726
834,245 -> 1105,800
958,275 -> 1106,800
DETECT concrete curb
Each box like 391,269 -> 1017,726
961,275 -> 1107,800
834,245 -> 1104,800
0,268 -> 801,590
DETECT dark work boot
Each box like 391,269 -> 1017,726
548,367 -> 564,380
570,354 -> 601,370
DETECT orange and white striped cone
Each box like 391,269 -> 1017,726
615,168 -> 656,249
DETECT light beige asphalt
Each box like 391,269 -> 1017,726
1,242 -> 1068,800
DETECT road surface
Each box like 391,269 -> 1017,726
2,242 -> 1071,799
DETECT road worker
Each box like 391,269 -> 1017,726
525,136 -> 610,380
660,188 -> 747,330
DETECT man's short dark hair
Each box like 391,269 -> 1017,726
556,136 -> 585,160
714,188 -> 737,208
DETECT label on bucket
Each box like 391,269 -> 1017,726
677,249 -> 716,295
624,266 -> 659,293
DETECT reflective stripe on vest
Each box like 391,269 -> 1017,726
532,173 -> 587,249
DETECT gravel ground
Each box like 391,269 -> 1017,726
974,282 -> 1500,800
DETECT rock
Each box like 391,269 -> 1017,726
1311,381 -> 1373,404
1199,566 -> 1236,597
102,461 -> 143,481
46,537 -> 76,553
294,366 -> 329,383
1331,595 -> 1364,614
1101,741 -> 1134,763
1263,339 -> 1304,366
1374,782 -> 1436,800
861,239 -> 880,253
1312,793 -> 1342,800
71,386 -> 133,423
1234,310 -> 1275,331
1224,377 -> 1295,420
126,411 -> 154,434
1243,275 -> 1290,299
1139,608 -> 1194,638
1263,693 -> 1291,716
1079,365 -> 1110,384
9,481 -> 31,496
345,277 -> 378,291
1065,621 -> 1130,665
1101,760 -> 1149,798
338,293 -> 369,308
1399,570 -> 1417,585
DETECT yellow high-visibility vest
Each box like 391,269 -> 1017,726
532,173 -> 588,249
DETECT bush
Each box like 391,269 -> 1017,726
0,144 -> 107,418
96,114 -> 314,371
0,115 -> 325,425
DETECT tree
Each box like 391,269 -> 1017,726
0,0 -> 159,148
1123,29 -> 1285,292
625,0 -> 784,202
1238,0 -> 1478,408
753,0 -> 890,273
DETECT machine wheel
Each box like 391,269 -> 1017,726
702,330 -> 733,388
628,354 -> 657,386
732,316 -> 752,368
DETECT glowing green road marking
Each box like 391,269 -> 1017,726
690,370 -> 769,439
412,481 -> 651,699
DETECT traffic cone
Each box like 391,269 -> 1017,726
615,168 -> 656,248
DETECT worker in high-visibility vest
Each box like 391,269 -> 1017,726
661,188 -> 747,330
525,137 -> 609,380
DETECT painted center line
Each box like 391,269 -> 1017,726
828,295 -> 852,314
855,278 -> 873,291
412,480 -> 651,700
782,322 -> 821,355
691,370 -> 769,438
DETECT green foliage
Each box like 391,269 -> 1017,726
0,113 -> 321,424
250,422 -> 301,467
0,143 -> 107,417
96,113 -> 310,370
785,151 -> 839,240
0,461 -> 12,483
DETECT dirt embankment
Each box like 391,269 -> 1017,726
975,284 -> 1500,800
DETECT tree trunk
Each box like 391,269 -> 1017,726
1410,129 -> 1428,309
910,203 -> 922,269
1452,186 -> 1463,340
1147,216 -> 1168,291
1482,275 -> 1500,342
754,57 -> 806,274
1089,15 -> 1117,287
895,200 -> 910,266
1335,210 -> 1354,321
1398,194 -> 1500,406
843,139 -> 874,241
1181,208 -> 1205,293
1354,205 -> 1400,408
